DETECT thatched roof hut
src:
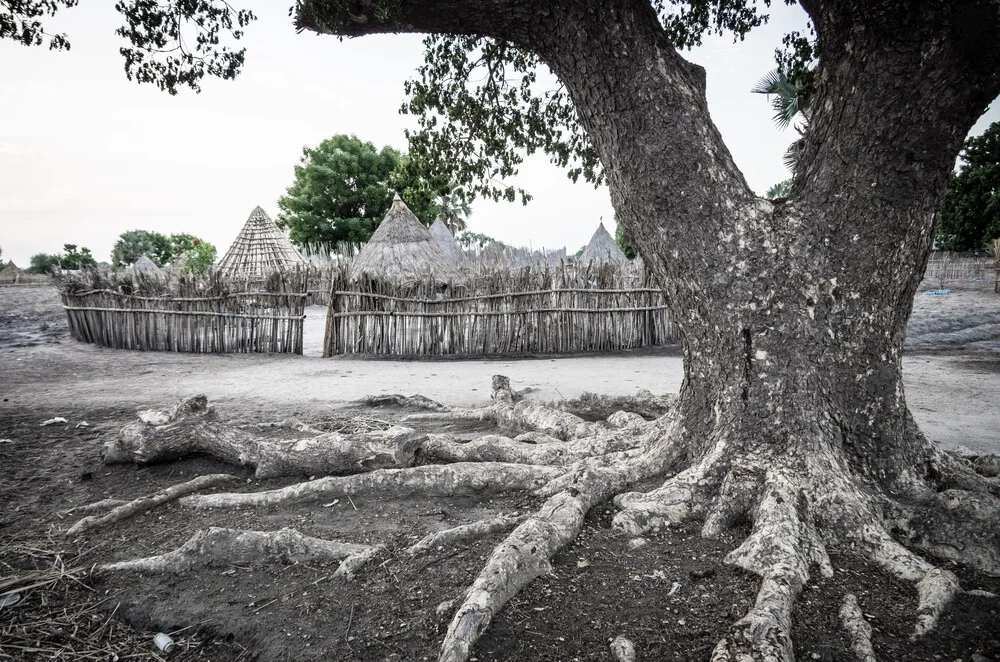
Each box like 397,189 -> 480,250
219,206 -> 304,279
0,260 -> 24,284
580,222 -> 627,264
350,195 -> 465,285
429,218 -> 468,264
132,255 -> 160,273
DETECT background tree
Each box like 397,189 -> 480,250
277,134 -> 442,246
179,240 -> 217,275
59,244 -> 97,270
26,253 -> 62,274
435,181 -> 473,234
25,244 -> 97,272
614,224 -> 636,259
937,121 -> 1000,252
111,230 -> 171,268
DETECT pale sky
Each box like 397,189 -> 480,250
1,2 -> 997,266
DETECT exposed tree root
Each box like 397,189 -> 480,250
360,393 -> 448,411
58,498 -> 127,517
180,463 -> 565,510
611,442 -> 726,536
103,395 -> 419,478
96,527 -> 370,573
610,635 -> 637,662
333,544 -> 386,581
904,488 -> 1000,577
396,430 -> 646,468
437,453 -> 662,662
553,390 -> 676,422
404,514 -> 522,558
839,593 -> 877,662
66,473 -> 236,537
711,472 -> 830,661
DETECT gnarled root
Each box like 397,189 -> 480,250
404,514 -> 522,558
861,529 -> 960,639
904,488 -> 1000,577
180,462 -> 565,510
610,635 -> 637,662
66,473 -> 235,537
839,593 -> 877,662
96,527 -> 370,573
437,453 -> 661,662
334,544 -> 386,581
396,429 -> 647,468
103,394 -> 419,478
711,472 -> 830,661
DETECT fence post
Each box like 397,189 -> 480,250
322,269 -> 341,357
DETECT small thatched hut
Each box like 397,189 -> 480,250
429,218 -> 468,264
350,195 -> 465,285
219,206 -> 305,279
0,261 -> 24,284
580,222 -> 627,264
131,255 -> 160,273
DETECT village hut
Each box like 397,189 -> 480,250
218,205 -> 305,279
350,194 -> 465,285
0,261 -> 24,284
131,255 -> 160,273
429,218 -> 468,264
580,222 -> 628,264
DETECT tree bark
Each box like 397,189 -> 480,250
289,0 -> 1000,658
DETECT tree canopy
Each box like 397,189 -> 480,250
26,243 -> 97,273
276,134 -> 442,246
110,230 -> 215,268
937,121 -> 1000,252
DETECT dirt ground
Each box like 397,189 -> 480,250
2,283 -> 999,661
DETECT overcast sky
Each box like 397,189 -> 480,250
1,2 -> 998,266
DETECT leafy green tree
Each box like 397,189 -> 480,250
937,121 -> 1000,252
456,231 -> 504,250
111,230 -> 172,267
278,135 -> 409,246
179,241 -> 217,275
764,179 -> 794,200
26,253 -> 61,274
60,244 -> 97,270
436,182 -> 473,234
615,224 -> 636,260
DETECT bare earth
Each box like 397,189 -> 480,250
3,284 -> 1000,453
2,282 -> 999,661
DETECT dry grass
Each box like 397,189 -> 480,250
0,539 -> 245,661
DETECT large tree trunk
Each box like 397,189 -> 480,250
263,0 -> 1000,658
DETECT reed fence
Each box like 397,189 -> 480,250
323,262 -> 677,357
923,253 -> 995,282
58,269 -> 307,354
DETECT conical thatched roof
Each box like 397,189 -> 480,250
350,195 -> 465,285
580,222 -> 627,264
0,260 -> 23,283
219,206 -> 304,279
429,218 -> 468,264
132,255 -> 159,272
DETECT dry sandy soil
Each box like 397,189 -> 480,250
1,282 -> 999,661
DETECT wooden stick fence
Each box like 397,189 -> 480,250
323,262 -> 678,357
58,269 -> 307,354
923,253 -> 995,281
